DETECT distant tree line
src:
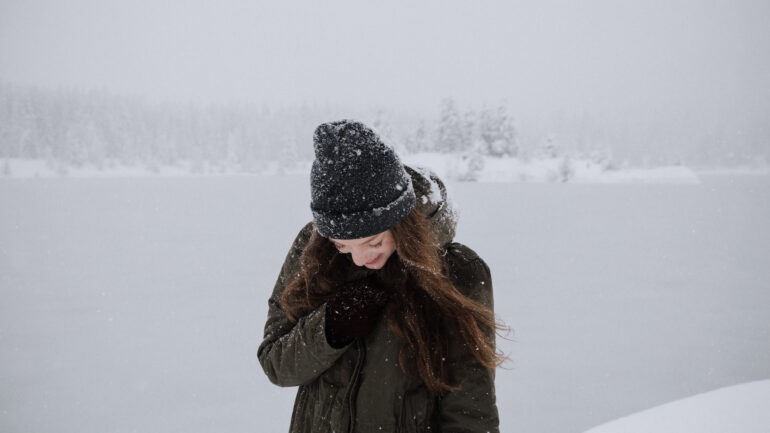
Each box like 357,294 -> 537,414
1,82 -> 767,171
0,83 -> 332,172
0,85 -> 520,172
403,98 -> 519,157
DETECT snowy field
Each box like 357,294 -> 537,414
585,379 -> 770,433
1,174 -> 769,432
1,156 -> 710,184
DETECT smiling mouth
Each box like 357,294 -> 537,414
366,254 -> 382,265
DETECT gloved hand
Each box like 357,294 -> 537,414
324,275 -> 390,348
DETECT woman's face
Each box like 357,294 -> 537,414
329,230 -> 397,270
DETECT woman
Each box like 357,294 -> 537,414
258,120 -> 506,432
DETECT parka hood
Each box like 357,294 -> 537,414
405,165 -> 457,247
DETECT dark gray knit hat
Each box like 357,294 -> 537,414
310,120 -> 416,239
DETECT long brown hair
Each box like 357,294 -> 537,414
280,208 -> 508,395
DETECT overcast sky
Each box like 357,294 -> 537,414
1,0 -> 768,121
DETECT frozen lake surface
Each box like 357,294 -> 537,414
1,174 -> 769,432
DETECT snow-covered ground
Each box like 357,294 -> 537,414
1,174 -> 769,432
584,379 -> 770,433
0,156 -> 714,184
403,153 -> 702,184
0,158 -> 314,179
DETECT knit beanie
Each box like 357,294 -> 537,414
310,120 -> 416,240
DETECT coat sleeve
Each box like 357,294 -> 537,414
437,249 -> 500,433
257,222 -> 352,387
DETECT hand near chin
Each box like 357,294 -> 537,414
324,276 -> 390,348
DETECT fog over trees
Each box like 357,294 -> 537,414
1,83 -> 767,174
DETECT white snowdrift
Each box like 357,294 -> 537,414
0,158 -> 312,178
1,155 -> 701,184
403,153 -> 701,184
584,380 -> 770,433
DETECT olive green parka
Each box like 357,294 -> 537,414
258,167 -> 499,433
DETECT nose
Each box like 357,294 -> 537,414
352,249 -> 377,267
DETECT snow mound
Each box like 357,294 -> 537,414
584,380 -> 770,433
1,155 -> 701,184
0,158 -> 312,178
403,153 -> 700,184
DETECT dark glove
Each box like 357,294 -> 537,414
324,276 -> 390,348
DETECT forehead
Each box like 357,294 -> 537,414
329,232 -> 382,246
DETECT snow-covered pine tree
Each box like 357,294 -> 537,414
479,103 -> 518,157
462,108 -> 477,151
404,120 -> 429,154
435,98 -> 466,153
478,105 -> 495,155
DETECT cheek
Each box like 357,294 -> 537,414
382,240 -> 396,257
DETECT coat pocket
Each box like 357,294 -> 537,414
399,386 -> 435,432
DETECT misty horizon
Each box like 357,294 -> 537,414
2,1 -> 769,120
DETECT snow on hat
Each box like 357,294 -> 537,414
310,120 -> 416,239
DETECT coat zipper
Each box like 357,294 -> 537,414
345,339 -> 366,433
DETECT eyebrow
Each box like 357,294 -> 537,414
333,234 -> 380,246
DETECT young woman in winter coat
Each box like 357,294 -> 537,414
258,120 -> 506,433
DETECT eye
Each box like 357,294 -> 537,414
370,241 -> 382,248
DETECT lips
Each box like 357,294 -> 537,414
366,254 -> 382,265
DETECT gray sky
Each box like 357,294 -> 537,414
1,0 -> 769,120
